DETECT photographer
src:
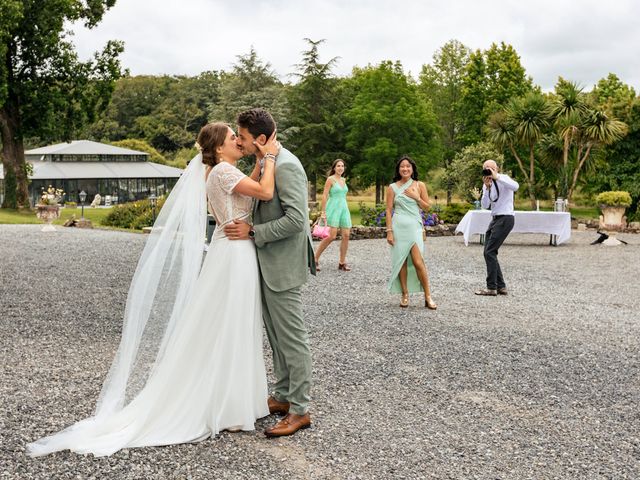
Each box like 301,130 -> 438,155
475,160 -> 519,296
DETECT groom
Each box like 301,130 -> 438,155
224,108 -> 315,437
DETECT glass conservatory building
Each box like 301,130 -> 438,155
0,140 -> 183,206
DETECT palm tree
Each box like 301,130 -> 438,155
565,108 -> 628,200
549,80 -> 628,202
549,80 -> 588,197
487,92 -> 551,209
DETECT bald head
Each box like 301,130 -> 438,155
483,160 -> 499,171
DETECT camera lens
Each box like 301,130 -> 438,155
482,168 -> 492,176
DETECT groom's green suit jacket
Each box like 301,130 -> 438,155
253,147 -> 316,292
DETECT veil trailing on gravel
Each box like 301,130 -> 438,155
94,153 -> 207,419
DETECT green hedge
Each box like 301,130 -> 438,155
102,197 -> 166,230
358,201 -> 471,226
436,203 -> 471,224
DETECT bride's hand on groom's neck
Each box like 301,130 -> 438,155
254,130 -> 279,158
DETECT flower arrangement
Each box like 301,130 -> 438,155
39,186 -> 65,206
470,187 -> 481,201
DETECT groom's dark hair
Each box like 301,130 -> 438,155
237,108 -> 276,140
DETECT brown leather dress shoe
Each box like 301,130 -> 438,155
267,396 -> 290,415
497,287 -> 508,295
475,288 -> 497,296
265,413 -> 311,438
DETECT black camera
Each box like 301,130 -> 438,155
482,168 -> 493,176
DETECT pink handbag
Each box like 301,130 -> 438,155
312,218 -> 330,239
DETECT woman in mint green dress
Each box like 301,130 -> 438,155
386,156 -> 437,309
314,159 -> 352,271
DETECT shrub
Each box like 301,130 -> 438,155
437,203 -> 471,224
359,202 -> 463,226
595,191 -> 632,207
102,197 -> 166,229
64,202 -> 77,207
443,142 -> 504,203
421,211 -> 441,226
359,202 -> 387,227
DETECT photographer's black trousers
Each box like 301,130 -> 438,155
483,215 -> 515,290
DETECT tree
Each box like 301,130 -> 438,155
419,40 -> 470,204
345,61 -> 439,204
208,47 -> 289,132
547,79 -> 628,201
591,73 -> 636,116
459,49 -> 488,146
287,38 -> 341,201
487,92 -> 552,209
0,0 -> 124,208
483,42 -> 534,114
587,75 -> 640,215
89,72 -> 218,152
87,75 -> 176,141
443,142 -> 504,203
588,97 -> 640,216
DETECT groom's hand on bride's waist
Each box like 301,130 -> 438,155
224,219 -> 252,240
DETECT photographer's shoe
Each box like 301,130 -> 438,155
497,288 -> 508,295
475,289 -> 497,296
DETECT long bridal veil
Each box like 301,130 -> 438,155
96,153 -> 207,417
27,154 -> 207,455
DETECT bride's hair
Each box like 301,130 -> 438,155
197,122 -> 229,166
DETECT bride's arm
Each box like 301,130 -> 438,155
233,157 -> 275,201
233,133 -> 278,201
248,157 -> 261,181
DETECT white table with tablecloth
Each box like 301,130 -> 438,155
455,210 -> 572,246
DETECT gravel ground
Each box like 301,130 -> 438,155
1,224 -> 639,480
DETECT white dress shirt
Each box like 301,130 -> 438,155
481,174 -> 519,216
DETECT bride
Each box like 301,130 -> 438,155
27,122 -> 279,457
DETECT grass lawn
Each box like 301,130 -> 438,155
1,199 -> 601,231
0,207 -> 114,226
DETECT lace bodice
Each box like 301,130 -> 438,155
206,162 -> 253,240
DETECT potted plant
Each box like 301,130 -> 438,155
36,186 -> 64,232
596,191 -> 631,246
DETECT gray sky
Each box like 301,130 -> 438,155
71,0 -> 640,92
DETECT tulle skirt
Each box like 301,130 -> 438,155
27,238 -> 269,457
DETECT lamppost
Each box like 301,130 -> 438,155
149,193 -> 157,224
79,190 -> 87,219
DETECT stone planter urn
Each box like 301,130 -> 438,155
596,191 -> 632,246
36,204 -> 60,232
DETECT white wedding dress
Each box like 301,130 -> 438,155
27,160 -> 269,457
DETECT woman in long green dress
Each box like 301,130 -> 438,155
314,159 -> 353,271
386,156 -> 437,309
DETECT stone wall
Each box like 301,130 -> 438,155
312,221 -> 640,241
573,218 -> 640,233
312,224 -> 458,240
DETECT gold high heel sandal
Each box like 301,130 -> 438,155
400,294 -> 409,308
425,297 -> 437,310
